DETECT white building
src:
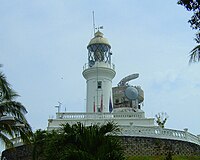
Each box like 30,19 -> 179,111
48,30 -> 154,129
47,30 -> 200,146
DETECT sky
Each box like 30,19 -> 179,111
0,0 -> 200,140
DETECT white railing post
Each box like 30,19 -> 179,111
184,128 -> 188,140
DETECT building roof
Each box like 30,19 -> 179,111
87,31 -> 111,48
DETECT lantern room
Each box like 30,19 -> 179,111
87,31 -> 112,67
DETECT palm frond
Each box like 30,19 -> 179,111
0,101 -> 28,123
0,123 -> 14,138
0,72 -> 18,100
99,121 -> 120,136
0,132 -> 13,148
0,66 -> 32,148
189,44 -> 200,63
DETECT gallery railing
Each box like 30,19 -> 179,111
55,112 -> 144,119
121,125 -> 200,146
53,112 -> 200,146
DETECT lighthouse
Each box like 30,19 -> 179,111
82,30 -> 116,113
48,28 -> 155,133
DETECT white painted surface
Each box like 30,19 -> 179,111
83,62 -> 115,113
47,113 -> 200,146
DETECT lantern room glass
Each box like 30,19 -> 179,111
88,43 -> 112,67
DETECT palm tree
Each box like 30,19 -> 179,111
0,65 -> 32,148
188,33 -> 200,63
189,44 -> 200,63
32,122 -> 124,160
32,129 -> 48,160
177,1 -> 200,63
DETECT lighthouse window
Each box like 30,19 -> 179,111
97,81 -> 102,89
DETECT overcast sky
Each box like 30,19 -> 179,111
1,0 -> 200,139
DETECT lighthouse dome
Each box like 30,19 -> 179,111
87,31 -> 111,48
86,30 -> 113,65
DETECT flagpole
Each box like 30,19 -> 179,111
93,96 -> 96,113
100,94 -> 103,112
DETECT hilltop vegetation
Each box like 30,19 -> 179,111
127,155 -> 200,160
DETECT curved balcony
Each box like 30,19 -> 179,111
121,125 -> 200,146
47,112 -> 200,146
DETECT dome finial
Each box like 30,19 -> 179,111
88,30 -> 110,48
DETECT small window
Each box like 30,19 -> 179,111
97,81 -> 102,89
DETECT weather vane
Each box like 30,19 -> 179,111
92,11 -> 103,35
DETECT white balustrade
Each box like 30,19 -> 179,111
56,112 -> 144,120
50,112 -> 200,146
56,112 -> 113,119
120,125 -> 200,146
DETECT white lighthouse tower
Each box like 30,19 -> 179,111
83,30 -> 116,113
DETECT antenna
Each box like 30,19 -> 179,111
92,11 -> 104,35
55,101 -> 62,113
92,11 -> 96,35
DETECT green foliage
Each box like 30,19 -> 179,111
177,0 -> 200,63
177,0 -> 200,30
173,156 -> 200,160
31,129 -> 48,160
155,112 -> 168,128
164,152 -> 173,160
189,44 -> 200,63
127,156 -> 166,160
127,155 -> 200,160
32,122 -> 124,160
0,65 -> 32,148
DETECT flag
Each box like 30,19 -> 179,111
100,94 -> 103,112
109,96 -> 113,113
93,101 -> 96,113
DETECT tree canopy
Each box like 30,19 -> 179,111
0,65 -> 32,148
178,0 -> 200,63
32,122 -> 125,160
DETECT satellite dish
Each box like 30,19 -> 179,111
125,87 -> 138,100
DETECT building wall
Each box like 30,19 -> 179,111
2,136 -> 200,160
83,62 -> 115,113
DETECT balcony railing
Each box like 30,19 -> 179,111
51,112 -> 200,146
121,125 -> 200,146
83,62 -> 115,71
55,112 -> 144,120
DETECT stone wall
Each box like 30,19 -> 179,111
1,145 -> 32,160
122,136 -> 200,157
2,136 -> 200,160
